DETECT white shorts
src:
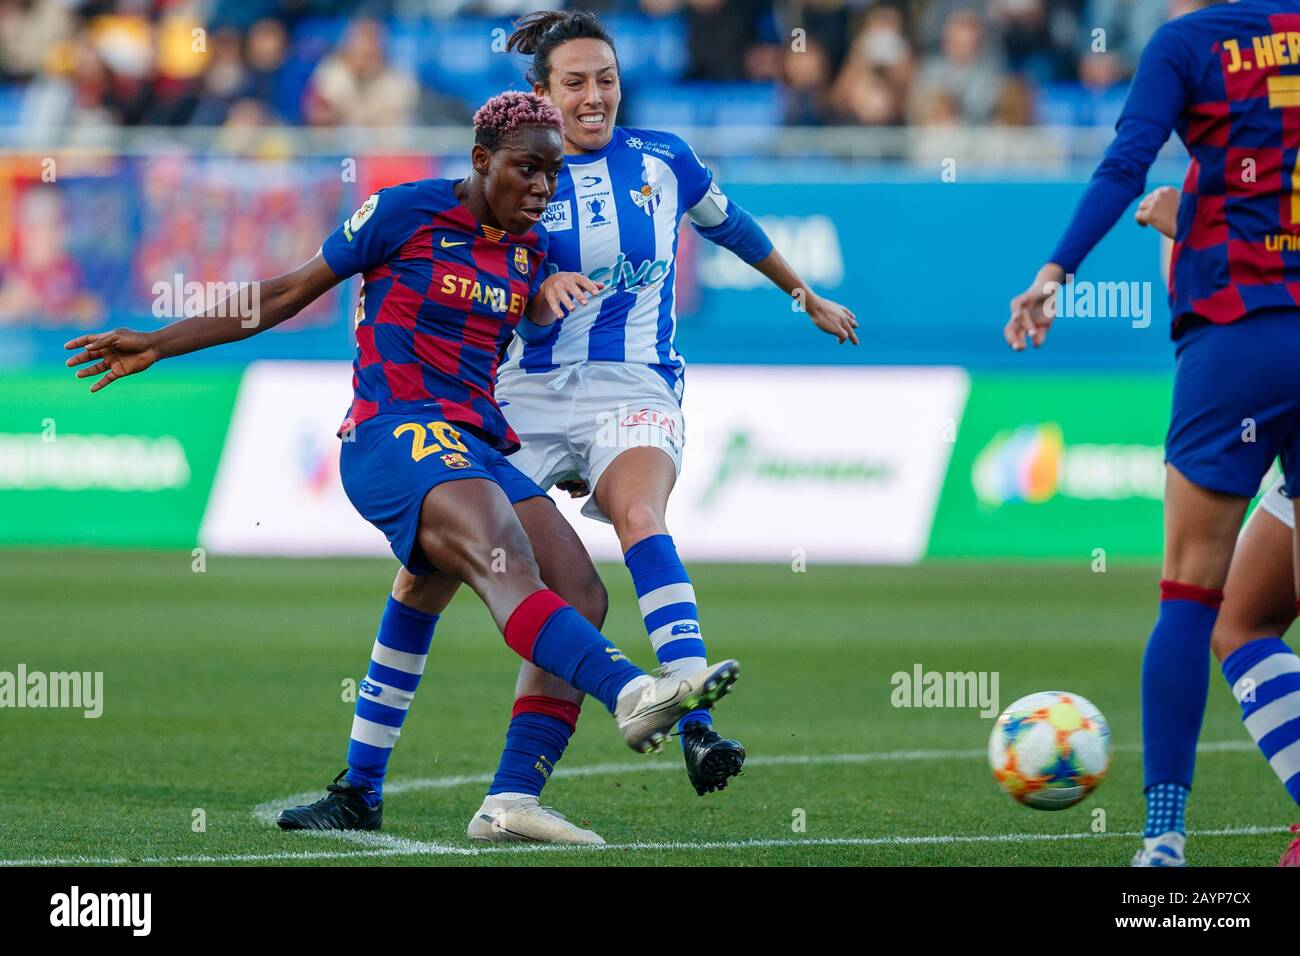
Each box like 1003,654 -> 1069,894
1257,478 -> 1296,530
497,361 -> 685,523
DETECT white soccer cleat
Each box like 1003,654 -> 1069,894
466,794 -> 605,845
615,659 -> 740,753
1131,831 -> 1186,867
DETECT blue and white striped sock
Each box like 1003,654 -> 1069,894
344,596 -> 437,805
1222,636 -> 1300,805
624,534 -> 711,731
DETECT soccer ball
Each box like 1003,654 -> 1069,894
989,691 -> 1110,810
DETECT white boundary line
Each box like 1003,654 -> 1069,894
2,827 -> 1289,867
1,741 -> 1276,867
251,740 -> 1258,823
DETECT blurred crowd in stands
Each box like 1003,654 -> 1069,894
0,0 -> 1221,132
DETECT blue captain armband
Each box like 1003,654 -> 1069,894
692,201 -> 774,266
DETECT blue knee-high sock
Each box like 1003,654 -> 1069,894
1222,635 -> 1300,805
504,590 -> 645,713
624,534 -> 711,732
488,697 -> 580,797
345,596 -> 438,805
1140,580 -> 1220,836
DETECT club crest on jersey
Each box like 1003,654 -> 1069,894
630,182 -> 662,217
441,452 -> 471,469
513,246 -> 529,276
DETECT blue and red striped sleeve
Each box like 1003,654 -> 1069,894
321,181 -> 430,279
1048,22 -> 1197,274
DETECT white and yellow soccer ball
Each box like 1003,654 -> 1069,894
989,691 -> 1110,810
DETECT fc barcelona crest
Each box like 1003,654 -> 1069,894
513,246 -> 529,276
441,452 -> 471,469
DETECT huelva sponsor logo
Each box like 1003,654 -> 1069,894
699,430 -> 893,506
971,423 -> 1164,508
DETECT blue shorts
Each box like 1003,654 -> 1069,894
339,413 -> 547,575
1167,311 -> 1300,498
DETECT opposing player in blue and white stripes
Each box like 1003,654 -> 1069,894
457,10 -> 857,841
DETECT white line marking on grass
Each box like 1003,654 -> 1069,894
252,740 -> 1258,822
3,826 -> 1290,867
4,741 -> 1268,867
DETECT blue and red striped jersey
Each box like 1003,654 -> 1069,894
321,178 -> 547,451
1050,0 -> 1300,329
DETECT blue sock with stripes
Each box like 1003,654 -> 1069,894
625,534 -> 711,732
345,596 -> 437,806
1222,636 -> 1300,805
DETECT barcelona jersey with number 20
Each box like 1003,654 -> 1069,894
320,178 -> 550,573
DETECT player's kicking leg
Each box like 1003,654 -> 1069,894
1209,483 -> 1300,866
282,496 -> 609,838
594,445 -> 746,796
282,473 -> 740,833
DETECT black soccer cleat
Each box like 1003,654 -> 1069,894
681,723 -> 746,796
276,770 -> 383,831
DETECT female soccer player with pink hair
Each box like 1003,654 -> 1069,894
65,91 -> 742,836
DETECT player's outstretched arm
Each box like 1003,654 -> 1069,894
750,248 -> 859,346
65,253 -> 342,392
1006,263 -> 1066,351
684,179 -> 858,345
1006,21 -> 1191,354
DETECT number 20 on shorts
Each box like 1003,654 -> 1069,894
392,421 -> 469,462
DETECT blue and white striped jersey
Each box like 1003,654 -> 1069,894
498,126 -> 714,397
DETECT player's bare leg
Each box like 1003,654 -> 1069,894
1133,465 -> 1251,867
595,446 -> 747,796
1210,508 -> 1296,664
469,495 -> 606,844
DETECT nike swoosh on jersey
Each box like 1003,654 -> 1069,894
441,237 -> 467,248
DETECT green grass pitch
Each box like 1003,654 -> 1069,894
2,549 -> 1294,867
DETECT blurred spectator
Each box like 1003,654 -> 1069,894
0,0 -> 1230,135
1085,0 -> 1168,71
780,37 -> 833,125
682,0 -> 777,83
993,74 -> 1035,126
0,0 -> 74,83
303,18 -> 417,127
988,0 -> 1076,84
243,17 -> 288,111
777,0 -> 853,75
190,29 -> 249,125
911,8 -> 1004,124
831,3 -> 911,126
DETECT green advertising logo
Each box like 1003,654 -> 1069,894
698,429 -> 894,507
928,376 -> 1172,558
0,371 -> 240,548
